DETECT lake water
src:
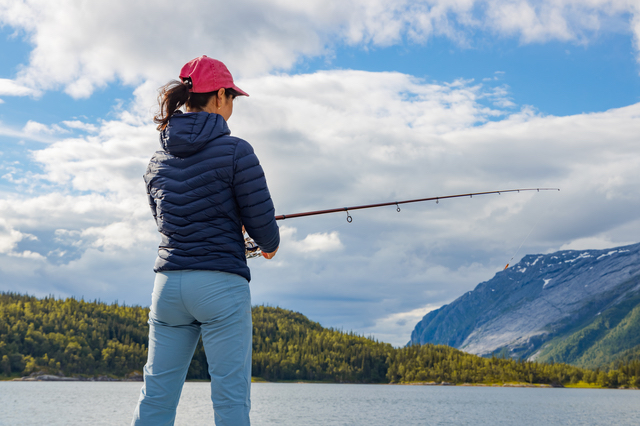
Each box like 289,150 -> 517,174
0,382 -> 638,425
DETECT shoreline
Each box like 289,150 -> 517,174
6,374 -> 638,390
8,372 -> 143,382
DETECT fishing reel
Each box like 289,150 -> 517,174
244,234 -> 262,259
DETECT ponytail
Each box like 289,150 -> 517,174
154,81 -> 242,131
154,80 -> 191,131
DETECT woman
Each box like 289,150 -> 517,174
132,55 -> 280,426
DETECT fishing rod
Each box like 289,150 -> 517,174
245,187 -> 560,258
275,188 -> 559,222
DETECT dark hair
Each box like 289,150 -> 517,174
154,80 -> 241,131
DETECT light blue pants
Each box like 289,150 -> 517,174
132,270 -> 252,426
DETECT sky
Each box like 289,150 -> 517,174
1,0 -> 640,346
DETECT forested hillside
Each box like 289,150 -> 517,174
0,293 -> 147,378
1,293 -> 639,388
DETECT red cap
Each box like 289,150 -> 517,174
179,56 -> 249,96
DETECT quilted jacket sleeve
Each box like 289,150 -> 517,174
232,139 -> 280,253
144,164 -> 158,225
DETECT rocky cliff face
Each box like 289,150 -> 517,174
409,242 -> 640,364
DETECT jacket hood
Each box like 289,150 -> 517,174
160,111 -> 231,157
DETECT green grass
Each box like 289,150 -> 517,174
251,377 -> 335,384
564,381 -> 603,389
0,373 -> 22,381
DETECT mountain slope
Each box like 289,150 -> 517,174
409,242 -> 640,366
534,293 -> 640,368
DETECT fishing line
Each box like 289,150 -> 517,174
503,216 -> 543,270
503,191 -> 559,270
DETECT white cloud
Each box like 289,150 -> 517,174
0,218 -> 29,253
297,232 -> 343,253
1,0 -> 639,97
280,227 -> 344,254
23,120 -> 68,135
559,236 -> 637,251
0,121 -> 54,143
0,217 -> 41,258
1,68 -> 640,343
0,78 -> 37,96
30,119 -> 155,194
10,250 -> 45,260
367,303 -> 441,347
486,1 -> 637,44
82,221 -> 157,251
62,120 -> 98,133
0,119 -> 89,144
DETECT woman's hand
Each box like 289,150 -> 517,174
244,226 -> 277,259
262,247 -> 278,259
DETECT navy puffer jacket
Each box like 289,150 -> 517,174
144,111 -> 280,282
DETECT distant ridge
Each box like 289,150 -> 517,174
409,242 -> 640,368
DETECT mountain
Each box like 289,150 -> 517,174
409,242 -> 640,369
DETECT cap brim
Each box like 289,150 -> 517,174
232,84 -> 249,97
